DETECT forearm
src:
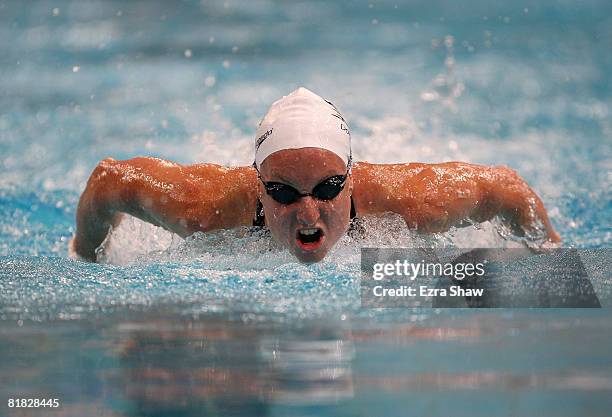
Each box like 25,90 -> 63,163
73,158 -> 125,261
73,157 -> 181,261
416,164 -> 559,241
353,162 -> 559,242
480,166 -> 560,242
353,162 -> 487,230
72,158 -> 259,261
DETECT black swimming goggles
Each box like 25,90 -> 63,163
254,162 -> 351,205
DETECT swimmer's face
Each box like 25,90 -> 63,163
258,148 -> 353,263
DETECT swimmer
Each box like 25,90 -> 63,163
71,87 -> 560,263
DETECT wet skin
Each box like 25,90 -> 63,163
72,153 -> 561,262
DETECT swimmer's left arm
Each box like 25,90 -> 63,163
352,162 -> 560,243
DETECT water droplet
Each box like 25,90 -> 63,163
204,76 -> 216,87
444,35 -> 454,48
420,91 -> 439,102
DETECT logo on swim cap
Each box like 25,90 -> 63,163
256,128 -> 273,150
254,87 -> 351,169
327,100 -> 351,136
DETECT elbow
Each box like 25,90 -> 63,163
484,166 -> 527,203
493,165 -> 525,187
82,158 -> 123,214
92,158 -> 118,180
85,158 -> 118,191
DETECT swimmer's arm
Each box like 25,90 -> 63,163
72,157 -> 258,261
352,162 -> 560,242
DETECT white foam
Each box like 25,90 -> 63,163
98,213 -> 529,266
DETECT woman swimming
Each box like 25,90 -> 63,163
71,87 -> 560,263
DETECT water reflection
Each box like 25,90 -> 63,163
258,337 -> 354,404
116,317 -> 355,416
2,311 -> 612,417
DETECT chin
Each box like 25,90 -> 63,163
292,247 -> 329,263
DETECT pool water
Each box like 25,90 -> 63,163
1,0 -> 611,415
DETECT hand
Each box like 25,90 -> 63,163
490,166 -> 561,244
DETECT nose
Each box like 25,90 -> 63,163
295,196 -> 320,226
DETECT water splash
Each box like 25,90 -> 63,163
96,213 -> 531,266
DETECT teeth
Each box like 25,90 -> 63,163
300,228 -> 319,235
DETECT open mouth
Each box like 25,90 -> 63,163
296,227 -> 325,251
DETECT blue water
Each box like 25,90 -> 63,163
1,0 -> 611,416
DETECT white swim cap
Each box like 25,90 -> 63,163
254,87 -> 351,169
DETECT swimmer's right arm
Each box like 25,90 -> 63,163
72,157 -> 258,261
